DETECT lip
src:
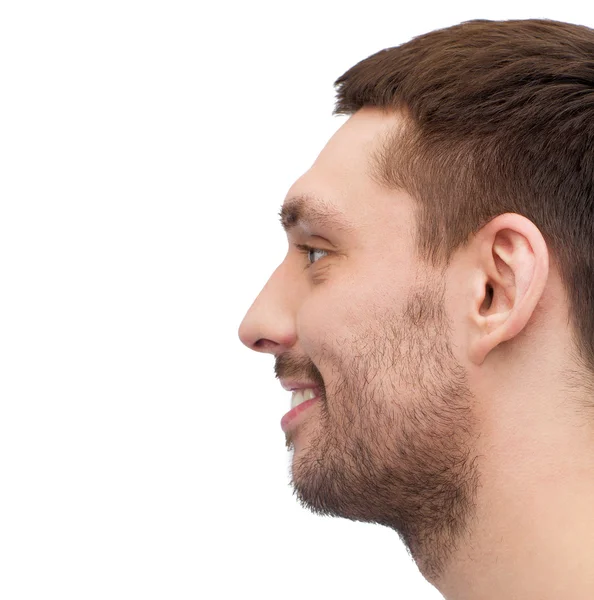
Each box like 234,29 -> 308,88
280,380 -> 320,392
280,395 -> 321,433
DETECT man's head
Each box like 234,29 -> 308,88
238,19 -> 594,586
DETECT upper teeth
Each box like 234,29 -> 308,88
291,388 -> 318,409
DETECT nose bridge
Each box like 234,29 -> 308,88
238,258 -> 301,352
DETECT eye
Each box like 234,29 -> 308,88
295,243 -> 329,269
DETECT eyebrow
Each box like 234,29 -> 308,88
278,194 -> 355,235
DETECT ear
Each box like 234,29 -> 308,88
468,213 -> 549,365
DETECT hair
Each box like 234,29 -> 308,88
332,18 -> 594,384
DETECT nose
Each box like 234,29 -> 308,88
238,261 -> 299,354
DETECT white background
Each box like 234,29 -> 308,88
0,1 -> 592,598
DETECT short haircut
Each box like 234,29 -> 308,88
333,19 -> 594,383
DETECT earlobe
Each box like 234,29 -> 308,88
468,214 -> 549,366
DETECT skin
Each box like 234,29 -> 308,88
238,107 -> 594,599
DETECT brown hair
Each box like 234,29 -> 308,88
333,19 -> 594,381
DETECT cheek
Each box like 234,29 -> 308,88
296,257 -> 415,359
297,284 -> 383,363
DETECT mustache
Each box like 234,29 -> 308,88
274,353 -> 324,390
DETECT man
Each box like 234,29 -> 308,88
238,19 -> 594,599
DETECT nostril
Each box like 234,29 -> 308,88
254,338 -> 277,352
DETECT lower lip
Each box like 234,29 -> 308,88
280,396 -> 321,433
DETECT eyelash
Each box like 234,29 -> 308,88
295,244 -> 329,269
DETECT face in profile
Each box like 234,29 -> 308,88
239,107 -> 481,579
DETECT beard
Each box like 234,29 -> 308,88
275,276 -> 480,583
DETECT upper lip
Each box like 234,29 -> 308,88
280,379 -> 320,392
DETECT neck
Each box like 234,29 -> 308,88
433,381 -> 594,599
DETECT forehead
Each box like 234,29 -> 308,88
316,106 -> 401,171
281,107 -> 408,235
